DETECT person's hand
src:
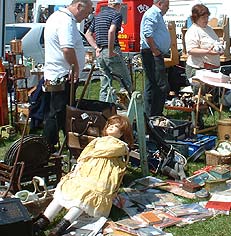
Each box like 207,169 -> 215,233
207,46 -> 221,55
95,48 -> 101,57
109,51 -> 118,58
152,48 -> 161,57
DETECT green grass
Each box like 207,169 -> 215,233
1,76 -> 231,235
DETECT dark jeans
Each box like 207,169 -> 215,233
43,81 -> 77,147
141,49 -> 169,117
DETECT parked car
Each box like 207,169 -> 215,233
5,23 -> 94,80
5,23 -> 45,64
5,23 -> 93,64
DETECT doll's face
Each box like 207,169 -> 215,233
105,122 -> 123,139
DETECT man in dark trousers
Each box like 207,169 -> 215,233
140,0 -> 171,117
43,0 -> 93,152
85,0 -> 132,102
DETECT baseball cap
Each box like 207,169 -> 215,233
108,0 -> 122,4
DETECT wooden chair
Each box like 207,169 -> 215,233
0,162 -> 24,194
208,17 -> 218,27
164,21 -> 179,68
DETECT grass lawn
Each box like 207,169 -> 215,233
1,76 -> 231,235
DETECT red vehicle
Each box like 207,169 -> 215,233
95,0 -> 153,53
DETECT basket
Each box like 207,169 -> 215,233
23,189 -> 54,218
14,176 -> 54,218
205,151 -> 231,166
205,140 -> 231,166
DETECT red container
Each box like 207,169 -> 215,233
0,72 -> 9,125
96,0 -> 152,53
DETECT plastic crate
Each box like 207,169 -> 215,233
166,140 -> 189,157
149,117 -> 192,141
166,135 -> 217,157
184,134 -> 217,156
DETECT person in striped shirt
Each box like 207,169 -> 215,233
85,0 -> 132,101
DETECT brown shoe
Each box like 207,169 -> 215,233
49,219 -> 71,236
33,214 -> 50,236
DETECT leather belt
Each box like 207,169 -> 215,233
141,48 -> 151,53
98,46 -> 108,51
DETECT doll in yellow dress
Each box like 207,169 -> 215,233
33,114 -> 134,236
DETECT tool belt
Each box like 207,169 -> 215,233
43,79 -> 66,92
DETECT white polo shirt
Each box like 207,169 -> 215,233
185,23 -> 220,68
44,8 -> 85,82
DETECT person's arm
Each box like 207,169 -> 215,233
108,24 -> 118,57
188,47 -> 220,56
145,36 -> 161,57
85,29 -> 100,57
62,47 -> 79,81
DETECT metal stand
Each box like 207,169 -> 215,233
126,91 -> 149,176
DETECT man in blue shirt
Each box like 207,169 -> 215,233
140,0 -> 170,117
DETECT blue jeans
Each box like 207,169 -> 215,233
97,46 -> 132,101
141,49 -> 169,117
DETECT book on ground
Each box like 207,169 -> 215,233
115,217 -> 146,230
64,214 -> 107,236
166,203 -> 209,217
137,226 -> 166,236
135,211 -> 162,225
205,191 -> 231,211
153,193 -> 182,207
152,210 -> 182,228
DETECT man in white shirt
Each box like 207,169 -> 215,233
43,0 -> 93,152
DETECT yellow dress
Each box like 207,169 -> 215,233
54,136 -> 129,217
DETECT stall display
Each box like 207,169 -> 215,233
6,39 -> 30,131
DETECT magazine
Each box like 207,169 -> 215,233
166,203 -> 210,217
177,211 -> 214,226
153,193 -> 182,207
205,191 -> 231,211
186,171 -> 216,186
123,188 -> 159,207
152,210 -> 182,228
123,206 -> 144,218
113,192 -> 134,209
137,226 -> 166,236
64,214 -> 107,236
115,217 -> 146,230
134,176 -> 166,187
